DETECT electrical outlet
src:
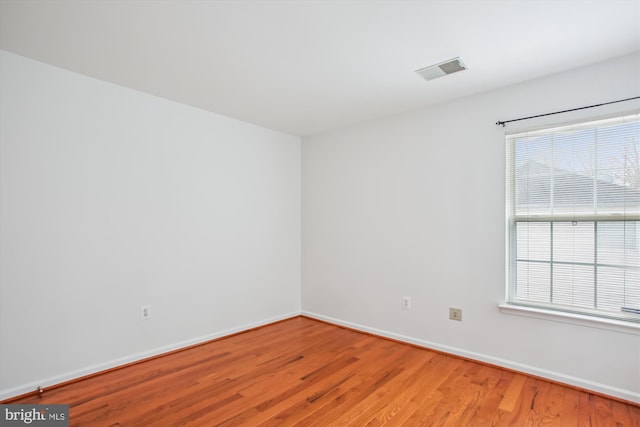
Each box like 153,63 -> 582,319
402,296 -> 411,310
141,305 -> 151,320
449,307 -> 462,321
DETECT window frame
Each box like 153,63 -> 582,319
504,113 -> 640,327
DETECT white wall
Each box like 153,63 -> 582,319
302,53 -> 640,402
0,51 -> 301,399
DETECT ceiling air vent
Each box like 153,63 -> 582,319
415,57 -> 467,81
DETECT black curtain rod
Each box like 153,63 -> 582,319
495,96 -> 640,127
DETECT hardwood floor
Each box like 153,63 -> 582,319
6,316 -> 639,426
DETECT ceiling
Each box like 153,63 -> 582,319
1,0 -> 639,136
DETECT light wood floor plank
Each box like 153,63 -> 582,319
498,372 -> 527,412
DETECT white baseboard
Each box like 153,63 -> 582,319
0,311 -> 300,401
302,310 -> 640,404
4,310 -> 637,404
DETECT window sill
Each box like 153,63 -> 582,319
498,303 -> 640,335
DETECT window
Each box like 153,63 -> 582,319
506,114 -> 640,323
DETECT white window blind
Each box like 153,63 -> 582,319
506,113 -> 640,322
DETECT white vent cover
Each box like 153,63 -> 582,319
415,57 -> 467,81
